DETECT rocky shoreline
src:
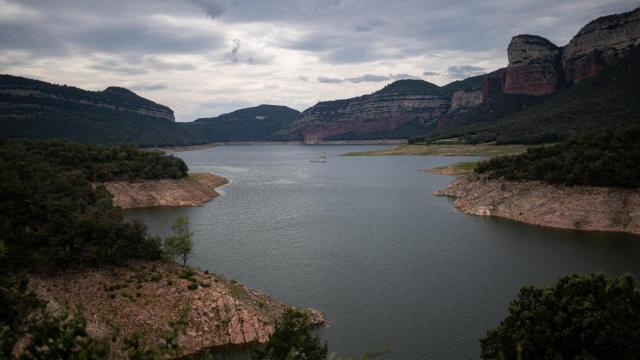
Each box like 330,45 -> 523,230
30,261 -> 325,358
435,174 -> 640,235
96,173 -> 229,209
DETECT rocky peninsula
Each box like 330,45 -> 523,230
30,261 -> 325,357
435,174 -> 640,235
96,173 -> 229,209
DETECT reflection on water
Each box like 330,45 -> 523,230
126,145 -> 640,359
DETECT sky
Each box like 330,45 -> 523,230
0,0 -> 637,121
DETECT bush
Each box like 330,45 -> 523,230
252,309 -> 327,360
480,273 -> 640,359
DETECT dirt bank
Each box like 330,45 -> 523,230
97,173 -> 229,209
435,175 -> 640,235
30,261 -> 325,357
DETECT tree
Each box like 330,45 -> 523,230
480,273 -> 640,359
252,309 -> 327,360
164,217 -> 193,267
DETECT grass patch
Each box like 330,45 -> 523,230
424,161 -> 479,175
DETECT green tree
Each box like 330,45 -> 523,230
164,217 -> 193,267
480,273 -> 640,359
253,309 -> 327,360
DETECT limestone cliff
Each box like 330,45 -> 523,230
503,35 -> 562,96
97,173 -> 229,209
436,175 -> 640,235
281,78 -> 483,143
484,7 -> 640,99
563,7 -> 640,83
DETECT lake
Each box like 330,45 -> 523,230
126,145 -> 640,359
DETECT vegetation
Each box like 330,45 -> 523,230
0,140 -> 178,270
343,143 -> 528,157
0,75 -> 205,146
480,273 -> 640,360
163,217 -> 194,267
4,139 -> 188,182
475,129 -> 640,188
423,45 -> 640,145
183,104 -> 302,142
252,309 -> 328,360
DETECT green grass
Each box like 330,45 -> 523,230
342,143 -> 528,157
423,161 -> 479,175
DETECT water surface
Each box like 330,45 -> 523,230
126,145 -> 640,359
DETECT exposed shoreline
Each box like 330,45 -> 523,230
30,260 -> 325,358
435,174 -> 640,235
96,173 -> 229,209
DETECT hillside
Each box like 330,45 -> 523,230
425,45 -> 640,144
279,77 -> 484,143
182,104 -> 301,142
0,75 -> 205,146
419,7 -> 640,144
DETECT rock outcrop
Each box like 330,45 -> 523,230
563,8 -> 640,83
484,7 -> 640,99
449,90 -> 483,112
503,35 -> 562,96
97,173 -> 229,209
281,79 -> 483,143
30,260 -> 325,357
435,175 -> 640,235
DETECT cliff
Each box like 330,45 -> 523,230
485,7 -> 640,99
98,173 -> 229,209
30,260 -> 325,357
0,75 -> 205,146
282,78 -> 483,143
435,175 -> 640,235
563,8 -> 640,83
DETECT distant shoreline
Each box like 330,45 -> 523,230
153,139 -> 407,152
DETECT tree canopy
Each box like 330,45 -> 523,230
480,273 -> 640,359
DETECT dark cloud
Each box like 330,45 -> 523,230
187,0 -> 228,19
319,73 -> 422,84
129,83 -> 169,91
227,39 -> 241,63
447,65 -> 486,78
317,77 -> 343,83
423,71 -> 440,76
78,23 -> 223,54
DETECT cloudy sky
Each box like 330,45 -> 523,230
1,0 -> 637,121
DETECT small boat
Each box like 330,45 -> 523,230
309,152 -> 328,163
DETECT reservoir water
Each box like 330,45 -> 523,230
126,145 -> 640,359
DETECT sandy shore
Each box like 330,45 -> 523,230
96,173 -> 229,209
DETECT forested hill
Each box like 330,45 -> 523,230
475,129 -> 640,188
423,45 -> 640,144
182,104 -> 301,142
0,75 -> 205,146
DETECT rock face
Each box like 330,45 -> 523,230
563,7 -> 640,83
503,35 -> 562,96
97,173 -> 229,209
483,7 -> 640,99
30,261 -> 325,357
282,79 -> 482,143
435,175 -> 640,235
450,90 -> 483,112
